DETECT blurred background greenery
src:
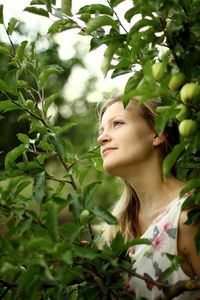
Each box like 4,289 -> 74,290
0,20 -> 123,223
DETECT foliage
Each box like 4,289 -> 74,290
0,0 -> 200,299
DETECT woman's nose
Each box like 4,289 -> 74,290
97,131 -> 111,145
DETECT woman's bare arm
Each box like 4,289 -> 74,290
178,210 -> 200,277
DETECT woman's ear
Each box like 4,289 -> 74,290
153,134 -> 166,146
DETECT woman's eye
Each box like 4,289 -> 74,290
113,121 -> 124,127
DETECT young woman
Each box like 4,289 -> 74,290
97,96 -> 200,299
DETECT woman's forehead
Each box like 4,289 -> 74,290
101,101 -> 139,121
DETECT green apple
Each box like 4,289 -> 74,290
152,62 -> 166,81
180,82 -> 200,104
168,72 -> 185,91
178,119 -> 197,137
175,104 -> 191,121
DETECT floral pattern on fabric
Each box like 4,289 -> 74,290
124,195 -> 200,299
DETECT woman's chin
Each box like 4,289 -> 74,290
103,162 -> 121,177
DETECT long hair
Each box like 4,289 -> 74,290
98,96 -> 180,243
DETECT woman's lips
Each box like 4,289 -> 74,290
102,147 -> 117,156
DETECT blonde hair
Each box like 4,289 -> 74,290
98,96 -> 179,244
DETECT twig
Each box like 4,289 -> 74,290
106,0 -> 128,33
156,278 -> 200,300
130,269 -> 169,289
58,156 -> 78,191
45,176 -> 74,184
12,99 -> 47,128
123,266 -> 200,299
3,25 -> 16,56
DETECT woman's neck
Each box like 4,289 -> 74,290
126,162 -> 185,214
129,172 -> 185,237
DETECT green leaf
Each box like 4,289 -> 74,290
166,253 -> 185,265
109,0 -> 125,7
163,141 -> 188,181
124,71 -> 143,94
55,182 -> 65,194
16,40 -> 28,62
180,178 -> 200,197
18,266 -> 41,299
155,105 -> 177,135
122,75 -> 160,106
124,7 -> 138,23
37,139 -> 53,151
24,7 -> 49,17
45,0 -> 52,12
7,17 -> 19,35
129,33 -> 147,58
62,222 -> 80,244
127,238 -> 151,248
7,176 -> 24,190
61,0 -> 72,16
17,161 -> 43,173
72,245 -> 98,260
43,92 -> 59,116
111,232 -> 125,254
36,153 -> 49,165
29,119 -> 47,133
26,237 -> 52,251
92,206 -> 118,225
55,122 -> 77,134
48,132 -> 67,157
0,5 -> 4,24
90,36 -> 104,51
46,201 -> 59,242
0,100 -> 19,112
78,4 -> 113,16
48,19 -> 78,34
17,133 -> 30,144
30,0 -> 46,4
17,80 -> 29,89
127,18 -> 160,43
85,16 -> 118,34
101,43 -> 119,76
5,144 -> 27,170
184,209 -> 200,225
39,65 -> 64,88
83,181 -> 101,207
32,171 -> 46,203
4,69 -> 17,95
161,254 -> 185,280
181,191 -> 198,210
114,57 -> 132,69
18,91 -> 26,105
61,249 -> 73,265
111,67 -> 132,78
0,45 -> 10,55
68,193 -> 83,221
15,180 -> 32,194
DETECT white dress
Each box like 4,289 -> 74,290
124,194 -> 200,299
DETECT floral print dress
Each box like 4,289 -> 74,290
125,195 -> 200,299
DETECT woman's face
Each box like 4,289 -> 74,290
97,101 -> 156,178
